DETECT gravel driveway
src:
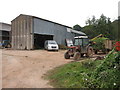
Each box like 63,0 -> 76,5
2,49 -> 71,88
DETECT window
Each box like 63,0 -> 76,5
74,39 -> 82,46
83,39 -> 89,46
48,41 -> 57,44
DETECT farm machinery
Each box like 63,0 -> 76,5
91,34 -> 113,54
64,36 -> 94,60
0,40 -> 11,48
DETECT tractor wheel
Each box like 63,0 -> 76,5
73,52 -> 81,60
103,49 -> 109,54
64,52 -> 70,59
94,50 -> 98,54
7,44 -> 11,48
81,53 -> 84,57
87,47 -> 94,57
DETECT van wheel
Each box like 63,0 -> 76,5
64,52 -> 70,59
73,52 -> 81,60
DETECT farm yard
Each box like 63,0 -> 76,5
2,49 -> 69,88
2,49 -> 106,88
0,0 -> 119,88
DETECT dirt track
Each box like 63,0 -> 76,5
2,49 -> 106,88
2,49 -> 73,88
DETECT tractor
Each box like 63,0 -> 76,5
0,40 -> 11,48
64,36 -> 94,60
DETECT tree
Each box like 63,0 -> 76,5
82,14 -> 115,40
118,16 -> 120,20
73,24 -> 82,31
86,16 -> 97,25
118,16 -> 120,40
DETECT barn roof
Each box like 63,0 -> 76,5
12,14 -> 86,35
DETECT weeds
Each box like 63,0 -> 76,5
45,50 -> 120,88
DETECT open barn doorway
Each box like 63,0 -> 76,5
34,34 -> 54,49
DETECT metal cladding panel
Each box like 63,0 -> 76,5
0,23 -> 2,30
0,22 -> 11,31
34,18 -> 54,35
11,15 -> 34,50
33,18 -> 75,45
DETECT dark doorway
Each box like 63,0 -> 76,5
34,34 -> 53,49
0,31 -> 10,41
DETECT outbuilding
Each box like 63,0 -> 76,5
11,14 -> 86,50
0,22 -> 11,42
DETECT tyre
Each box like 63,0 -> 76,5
7,44 -> 11,48
81,53 -> 84,57
103,49 -> 109,54
64,52 -> 70,59
94,50 -> 98,54
73,52 -> 81,60
87,47 -> 94,57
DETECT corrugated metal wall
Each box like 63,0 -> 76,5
11,15 -> 33,50
11,14 -> 85,50
33,18 -> 75,45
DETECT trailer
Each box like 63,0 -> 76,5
91,34 -> 113,54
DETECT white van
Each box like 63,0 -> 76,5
44,40 -> 59,51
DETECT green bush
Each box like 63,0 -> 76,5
45,49 -> 120,88
81,60 -> 95,69
91,50 -> 120,88
91,37 -> 108,51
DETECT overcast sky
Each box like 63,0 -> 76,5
0,0 -> 119,27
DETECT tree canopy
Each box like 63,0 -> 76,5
76,14 -> 119,40
73,24 -> 82,31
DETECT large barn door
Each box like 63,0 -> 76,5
34,34 -> 53,49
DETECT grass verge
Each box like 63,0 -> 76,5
44,50 -> 120,88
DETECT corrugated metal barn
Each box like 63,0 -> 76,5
11,14 -> 86,50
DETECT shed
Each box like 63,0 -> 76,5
11,14 -> 86,50
0,22 -> 11,42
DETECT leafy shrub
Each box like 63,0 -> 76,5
89,49 -> 120,88
45,49 -> 120,88
91,37 -> 108,51
81,60 -> 95,69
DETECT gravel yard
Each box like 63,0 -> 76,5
2,49 -> 72,88
1,49 -> 106,88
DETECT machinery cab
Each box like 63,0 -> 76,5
74,36 -> 90,53
74,36 -> 89,46
64,36 -> 93,60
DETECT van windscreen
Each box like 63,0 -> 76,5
48,41 -> 56,44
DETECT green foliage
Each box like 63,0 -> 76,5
112,20 -> 119,40
118,18 -> 120,40
91,37 -> 108,51
81,14 -> 119,40
73,24 -> 82,31
45,50 -> 120,88
91,49 -> 120,88
45,60 -> 101,88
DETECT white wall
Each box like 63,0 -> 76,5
0,22 -> 11,31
